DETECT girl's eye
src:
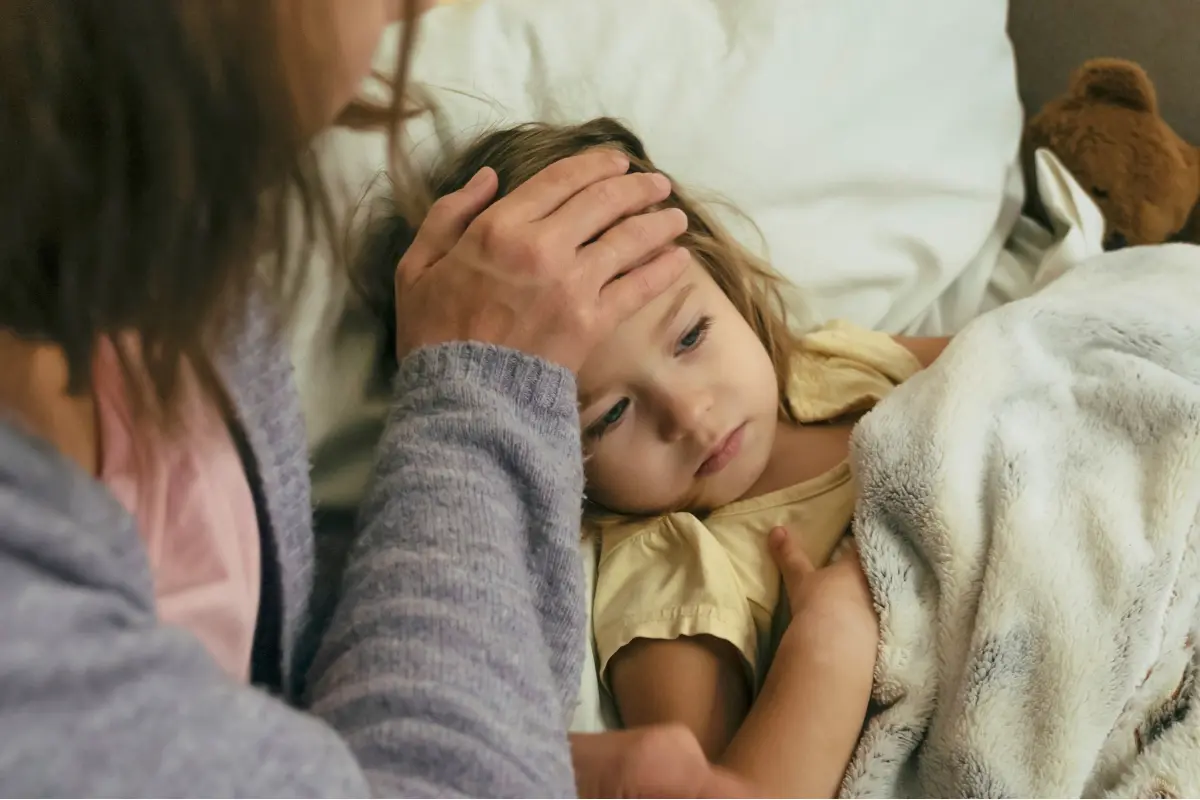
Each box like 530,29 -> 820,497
586,398 -> 630,439
677,316 -> 712,354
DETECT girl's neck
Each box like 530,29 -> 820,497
740,418 -> 856,501
0,332 -> 99,476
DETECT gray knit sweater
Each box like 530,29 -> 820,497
0,308 -> 586,796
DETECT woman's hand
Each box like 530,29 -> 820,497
570,725 -> 755,798
393,150 -> 691,372
769,528 -> 879,646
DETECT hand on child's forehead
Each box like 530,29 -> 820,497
579,257 -> 709,386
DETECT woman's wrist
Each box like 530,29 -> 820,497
396,340 -> 575,405
389,342 -> 581,447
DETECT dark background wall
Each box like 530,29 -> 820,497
1008,0 -> 1199,142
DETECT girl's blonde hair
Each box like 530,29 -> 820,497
359,117 -> 804,420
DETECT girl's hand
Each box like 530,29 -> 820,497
393,150 -> 691,373
713,530 -> 878,796
769,528 -> 879,641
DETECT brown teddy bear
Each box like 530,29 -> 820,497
1022,58 -> 1200,250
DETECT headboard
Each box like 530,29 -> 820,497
1008,0 -> 1199,144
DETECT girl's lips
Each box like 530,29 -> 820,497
697,423 -> 746,477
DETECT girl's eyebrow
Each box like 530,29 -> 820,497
656,282 -> 695,337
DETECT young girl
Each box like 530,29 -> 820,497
362,117 -> 950,796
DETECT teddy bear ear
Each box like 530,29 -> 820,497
1069,58 -> 1158,114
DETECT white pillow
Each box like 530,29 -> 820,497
375,0 -> 1024,334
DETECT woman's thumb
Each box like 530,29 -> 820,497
769,526 -> 814,585
396,166 -> 498,283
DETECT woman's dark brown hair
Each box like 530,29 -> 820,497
0,0 -> 419,422
357,117 -> 806,420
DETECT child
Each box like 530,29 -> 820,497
358,117 -> 949,796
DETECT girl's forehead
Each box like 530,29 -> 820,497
576,262 -> 728,401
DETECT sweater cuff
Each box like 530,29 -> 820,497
394,341 -> 577,417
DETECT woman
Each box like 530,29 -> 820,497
0,1 -> 861,795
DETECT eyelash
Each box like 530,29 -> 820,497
677,315 -> 712,354
583,316 -> 713,440
584,398 -> 629,441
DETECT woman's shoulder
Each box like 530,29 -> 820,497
0,419 -> 155,607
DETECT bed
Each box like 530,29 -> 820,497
295,0 -> 1200,794
299,0 -> 1199,507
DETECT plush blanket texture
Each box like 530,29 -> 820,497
843,245 -> 1200,799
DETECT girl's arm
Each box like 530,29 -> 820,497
893,335 -> 952,367
609,636 -> 751,761
720,592 -> 876,796
607,533 -> 879,797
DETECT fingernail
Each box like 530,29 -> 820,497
651,173 -> 672,192
610,151 -> 630,170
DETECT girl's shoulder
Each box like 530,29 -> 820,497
786,319 -> 923,423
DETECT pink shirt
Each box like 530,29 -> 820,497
93,338 -> 261,682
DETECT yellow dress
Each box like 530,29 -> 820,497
589,320 -> 922,693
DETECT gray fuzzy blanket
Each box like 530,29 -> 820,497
843,244 -> 1200,799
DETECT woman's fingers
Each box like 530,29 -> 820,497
586,206 -> 689,289
547,170 -> 675,247
392,153 -> 683,371
597,247 -> 689,332
397,166 -> 498,282
588,204 -> 690,331
493,149 -> 632,223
